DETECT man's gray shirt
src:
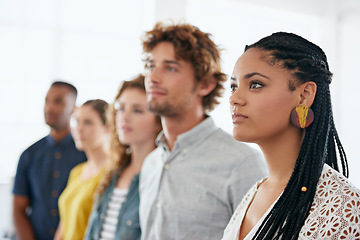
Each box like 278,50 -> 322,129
139,117 -> 267,240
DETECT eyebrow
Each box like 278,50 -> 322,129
118,102 -> 145,108
244,72 -> 270,80
132,103 -> 145,108
148,59 -> 181,66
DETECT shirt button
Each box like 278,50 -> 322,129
49,228 -> 56,235
123,198 -> 127,202
126,220 -> 132,226
53,171 -> 60,178
50,209 -> 58,216
164,163 -> 170,170
182,148 -> 187,154
54,152 -> 62,159
51,190 -> 59,198
156,202 -> 161,208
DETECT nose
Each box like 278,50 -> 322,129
147,66 -> 161,85
74,122 -> 83,135
116,109 -> 130,125
229,89 -> 246,107
123,109 -> 131,122
44,101 -> 52,112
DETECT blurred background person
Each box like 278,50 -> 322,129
84,74 -> 161,240
55,99 -> 110,240
12,81 -> 87,240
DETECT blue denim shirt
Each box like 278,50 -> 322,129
84,171 -> 141,240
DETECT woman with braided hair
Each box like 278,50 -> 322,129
222,32 -> 360,239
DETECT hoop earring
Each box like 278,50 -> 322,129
290,105 -> 314,128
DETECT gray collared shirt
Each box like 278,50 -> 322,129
139,117 -> 267,240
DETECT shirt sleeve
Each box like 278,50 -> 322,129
12,150 -> 31,197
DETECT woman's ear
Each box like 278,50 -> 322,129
299,81 -> 317,107
197,77 -> 217,97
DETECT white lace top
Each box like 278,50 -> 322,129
222,164 -> 360,239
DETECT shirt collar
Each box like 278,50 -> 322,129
46,133 -> 73,146
156,116 -> 218,151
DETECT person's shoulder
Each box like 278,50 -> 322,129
304,164 -> 360,237
210,128 -> 262,157
141,146 -> 164,174
20,136 -> 49,159
71,162 -> 86,173
24,135 -> 49,151
68,162 -> 86,178
315,164 -> 360,218
321,164 -> 360,196
144,146 -> 163,161
211,128 -> 248,146
15,136 -> 49,180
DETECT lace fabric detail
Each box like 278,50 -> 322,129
300,164 -> 360,239
221,164 -> 360,240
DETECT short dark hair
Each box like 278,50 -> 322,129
51,81 -> 78,98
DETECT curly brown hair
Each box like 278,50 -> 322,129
142,22 -> 227,112
97,74 -> 161,195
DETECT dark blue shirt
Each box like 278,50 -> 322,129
12,133 -> 86,240
84,171 -> 141,240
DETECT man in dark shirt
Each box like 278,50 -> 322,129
12,81 -> 87,240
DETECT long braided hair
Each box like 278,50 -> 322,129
245,32 -> 348,239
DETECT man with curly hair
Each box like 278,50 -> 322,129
139,22 -> 267,240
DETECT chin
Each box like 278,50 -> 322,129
75,144 -> 84,151
119,137 -> 130,145
232,131 -> 254,143
45,121 -> 56,128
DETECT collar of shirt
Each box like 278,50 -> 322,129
45,133 -> 74,146
155,116 -> 219,158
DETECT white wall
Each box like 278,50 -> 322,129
0,0 -> 148,179
0,0 -> 151,235
1,0 -> 359,234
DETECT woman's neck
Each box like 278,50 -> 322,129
128,140 -> 157,172
83,145 -> 109,178
258,128 -> 303,186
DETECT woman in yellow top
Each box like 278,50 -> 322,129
55,99 -> 110,240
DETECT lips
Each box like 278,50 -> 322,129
147,87 -> 166,97
121,126 -> 132,133
45,113 -> 57,121
231,112 -> 248,124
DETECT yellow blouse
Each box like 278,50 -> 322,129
58,162 -> 105,240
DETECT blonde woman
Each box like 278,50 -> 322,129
55,99 -> 109,240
